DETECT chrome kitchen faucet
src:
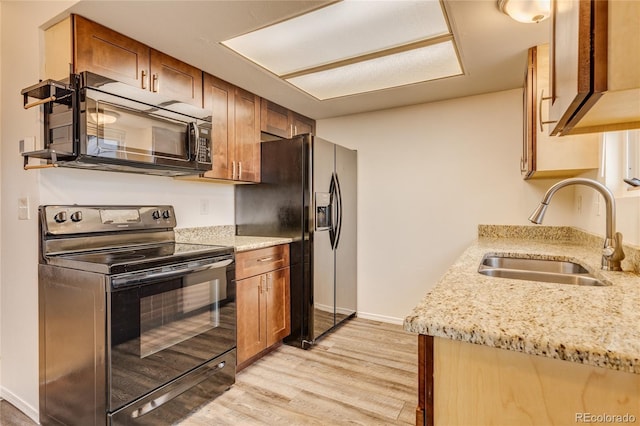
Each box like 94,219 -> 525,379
529,178 -> 625,271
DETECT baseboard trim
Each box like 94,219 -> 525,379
0,386 -> 39,424
356,311 -> 404,325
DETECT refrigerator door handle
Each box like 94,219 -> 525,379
333,172 -> 343,250
329,174 -> 338,249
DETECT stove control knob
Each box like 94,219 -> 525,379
162,210 -> 171,220
70,211 -> 83,222
152,210 -> 161,220
54,211 -> 67,223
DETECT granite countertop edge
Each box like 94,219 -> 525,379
403,225 -> 640,375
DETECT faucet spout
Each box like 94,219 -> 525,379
528,178 -> 625,271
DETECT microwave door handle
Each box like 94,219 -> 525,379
188,122 -> 199,161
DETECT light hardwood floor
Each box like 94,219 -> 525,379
0,318 -> 418,425
182,318 -> 418,425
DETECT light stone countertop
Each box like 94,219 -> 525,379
175,225 -> 292,252
403,225 -> 640,374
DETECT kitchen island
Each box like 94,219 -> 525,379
404,225 -> 640,425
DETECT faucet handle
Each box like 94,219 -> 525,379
602,232 -> 625,271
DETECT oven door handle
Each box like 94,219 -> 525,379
111,258 -> 233,288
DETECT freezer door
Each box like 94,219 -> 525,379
334,145 -> 357,324
312,137 -> 336,340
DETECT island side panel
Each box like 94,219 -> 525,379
433,337 -> 640,424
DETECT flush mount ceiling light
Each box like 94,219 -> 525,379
222,0 -> 463,100
498,0 -> 550,23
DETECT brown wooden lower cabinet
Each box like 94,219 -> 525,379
236,245 -> 291,368
417,335 -> 640,425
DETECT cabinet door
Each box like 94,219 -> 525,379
265,267 -> 291,347
234,88 -> 261,182
291,112 -> 316,136
74,15 -> 149,89
522,46 -> 536,177
203,74 -> 234,180
549,0 -> 607,135
236,275 -> 265,365
150,50 -> 203,107
523,44 -> 599,179
260,99 -> 290,138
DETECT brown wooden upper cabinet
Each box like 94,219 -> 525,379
202,73 -> 260,183
522,44 -> 599,179
47,15 -> 203,107
261,99 -> 315,139
548,0 -> 640,136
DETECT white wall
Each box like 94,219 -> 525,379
317,89 -> 577,324
0,2 -> 234,420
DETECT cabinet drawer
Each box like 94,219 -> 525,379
236,244 -> 289,280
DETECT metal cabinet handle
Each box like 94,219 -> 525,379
257,257 -> 273,263
238,161 -> 242,180
232,161 -> 236,180
538,89 -> 557,132
141,70 -> 147,89
152,73 -> 159,93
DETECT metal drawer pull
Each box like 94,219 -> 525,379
257,257 -> 274,262
538,89 -> 557,132
141,70 -> 147,89
130,360 -> 227,419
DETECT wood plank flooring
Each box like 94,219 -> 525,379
0,318 -> 418,426
181,318 -> 418,425
0,399 -> 34,426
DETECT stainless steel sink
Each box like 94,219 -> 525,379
478,254 -> 609,286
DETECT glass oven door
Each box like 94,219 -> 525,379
107,256 -> 235,412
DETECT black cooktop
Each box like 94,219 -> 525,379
47,242 -> 234,275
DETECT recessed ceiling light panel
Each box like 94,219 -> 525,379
223,0 -> 450,76
222,0 -> 463,99
286,40 -> 463,100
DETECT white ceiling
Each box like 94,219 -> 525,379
54,0 -> 550,120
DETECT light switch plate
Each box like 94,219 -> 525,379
18,196 -> 30,220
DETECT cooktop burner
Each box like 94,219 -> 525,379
47,242 -> 233,275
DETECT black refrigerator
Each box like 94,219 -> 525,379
235,134 -> 357,348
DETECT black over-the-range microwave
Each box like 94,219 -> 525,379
21,72 -> 212,176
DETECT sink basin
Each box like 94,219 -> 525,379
478,254 -> 608,286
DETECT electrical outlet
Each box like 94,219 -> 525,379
19,136 -> 36,153
577,195 -> 582,213
200,198 -> 210,215
18,196 -> 30,220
